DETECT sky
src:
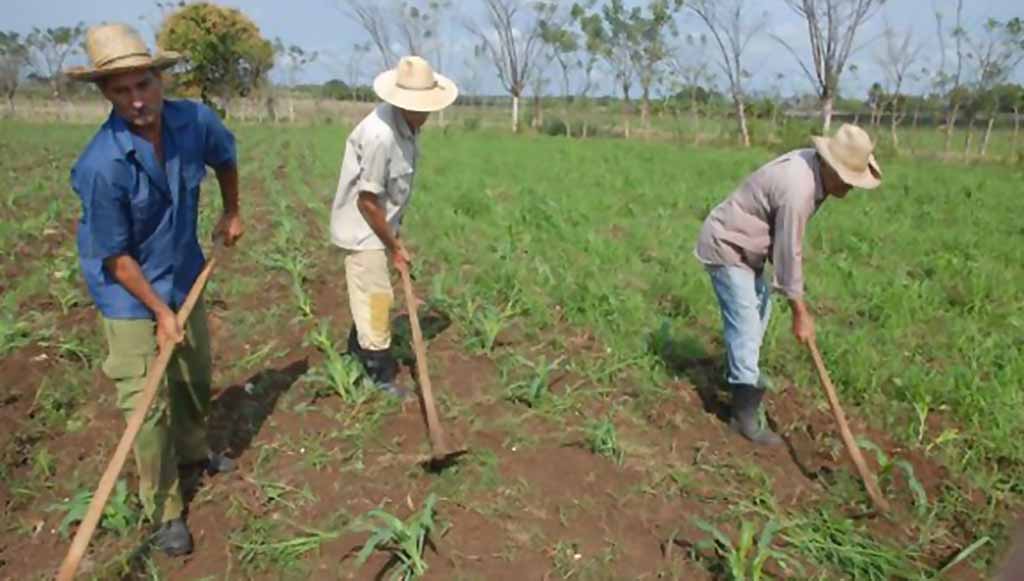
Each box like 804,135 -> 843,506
6,0 -> 1023,100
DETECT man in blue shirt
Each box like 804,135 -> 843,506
67,23 -> 244,556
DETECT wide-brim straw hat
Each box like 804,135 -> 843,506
811,123 -> 883,190
67,23 -> 182,82
373,56 -> 458,112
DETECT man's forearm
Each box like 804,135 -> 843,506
788,297 -> 809,318
104,255 -> 172,317
357,193 -> 399,251
215,164 -> 240,214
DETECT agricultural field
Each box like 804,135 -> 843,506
1,117 -> 1023,580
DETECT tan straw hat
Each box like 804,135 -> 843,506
373,56 -> 458,112
812,123 -> 883,190
67,23 -> 182,82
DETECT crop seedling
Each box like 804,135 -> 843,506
504,355 -> 563,408
304,321 -> 373,404
857,438 -> 929,516
691,518 -> 799,581
232,516 -> 343,572
51,479 -> 140,538
584,415 -> 625,466
354,493 -> 439,580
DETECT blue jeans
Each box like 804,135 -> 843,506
707,265 -> 772,387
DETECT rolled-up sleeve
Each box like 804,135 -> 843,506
73,166 -> 131,261
199,104 -> 237,169
771,195 -> 815,299
354,137 -> 390,196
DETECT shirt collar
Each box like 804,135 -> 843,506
107,100 -> 187,159
389,103 -> 417,140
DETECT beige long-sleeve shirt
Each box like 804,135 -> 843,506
694,148 -> 827,299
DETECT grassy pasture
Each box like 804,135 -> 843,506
1,118 -> 1022,579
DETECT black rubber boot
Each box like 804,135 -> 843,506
730,384 -> 783,446
152,518 -> 194,557
347,328 -> 407,398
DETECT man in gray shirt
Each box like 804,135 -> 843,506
330,56 -> 457,394
695,124 -> 883,445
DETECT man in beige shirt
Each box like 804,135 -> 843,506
695,124 -> 883,445
330,56 -> 457,395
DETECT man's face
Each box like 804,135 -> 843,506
821,159 -> 854,198
399,108 -> 430,131
100,69 -> 164,130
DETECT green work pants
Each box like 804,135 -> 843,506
100,299 -> 212,524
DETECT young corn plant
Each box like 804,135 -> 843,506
354,493 -> 439,580
691,518 -> 797,581
584,415 -> 624,466
232,518 -> 342,571
304,322 -> 372,405
857,438 -> 929,517
51,479 -> 141,538
504,355 -> 563,408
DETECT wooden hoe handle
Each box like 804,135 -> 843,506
56,255 -> 219,581
807,339 -> 891,515
397,265 -> 449,454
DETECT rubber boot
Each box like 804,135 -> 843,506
730,384 -> 783,446
152,518 -> 194,557
347,328 -> 407,398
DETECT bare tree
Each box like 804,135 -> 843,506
575,0 -> 638,137
689,0 -> 766,147
274,39 -> 318,122
669,32 -> 716,135
465,0 -> 549,132
628,0 -> 685,128
966,17 -> 1024,157
930,0 -> 969,155
339,0 -> 398,67
0,32 -> 28,114
775,0 -> 884,133
874,24 -> 925,151
25,23 -> 85,100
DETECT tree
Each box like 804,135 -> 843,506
965,17 -> 1024,157
628,0 -> 685,128
0,32 -> 28,114
25,23 -> 85,100
274,39 -> 318,122
689,0 -> 766,147
158,3 -> 275,114
775,0 -> 885,133
339,0 -> 397,67
575,0 -> 635,135
931,0 -> 967,155
465,0 -> 550,133
669,33 -> 716,136
874,24 -> 925,151
539,7 -> 580,101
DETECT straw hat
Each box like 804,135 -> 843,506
67,23 -> 182,82
373,56 -> 458,112
811,124 -> 883,190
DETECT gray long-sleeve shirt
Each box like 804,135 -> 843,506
694,148 -> 827,299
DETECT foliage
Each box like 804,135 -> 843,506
24,23 -> 85,99
50,479 -> 140,538
157,2 -> 274,110
354,494 -> 439,580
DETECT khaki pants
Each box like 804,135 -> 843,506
344,249 -> 393,351
100,299 -> 212,524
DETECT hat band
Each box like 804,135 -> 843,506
95,51 -> 152,68
396,79 -> 439,91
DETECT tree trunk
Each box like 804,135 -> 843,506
980,115 -> 995,158
6,93 -> 14,115
735,93 -> 750,148
963,117 -> 975,158
641,86 -> 650,129
821,95 -> 834,133
944,103 -> 960,155
288,93 -> 295,123
512,94 -> 520,133
891,113 -> 900,152
912,107 -> 920,129
1011,107 -> 1019,152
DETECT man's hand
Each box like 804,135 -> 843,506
391,240 -> 412,272
155,307 -> 185,349
213,211 -> 244,247
790,299 -> 815,345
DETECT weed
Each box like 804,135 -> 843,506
691,517 -> 799,581
304,321 -> 373,404
504,355 -> 563,408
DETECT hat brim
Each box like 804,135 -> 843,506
812,136 -> 882,190
67,52 -> 183,82
373,69 -> 458,112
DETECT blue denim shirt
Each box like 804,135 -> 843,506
71,99 -> 236,319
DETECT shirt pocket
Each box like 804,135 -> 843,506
386,158 -> 415,208
129,177 -> 171,240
